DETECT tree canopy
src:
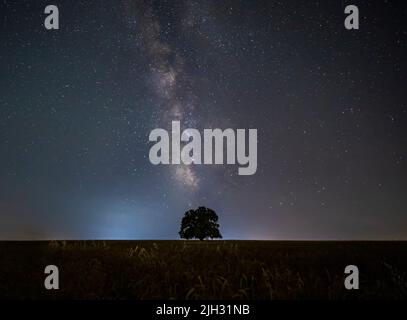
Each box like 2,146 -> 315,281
179,207 -> 222,240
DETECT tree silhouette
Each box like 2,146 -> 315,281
179,207 -> 222,240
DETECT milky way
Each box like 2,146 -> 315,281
128,0 -> 203,188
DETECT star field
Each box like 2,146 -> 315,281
0,0 -> 406,239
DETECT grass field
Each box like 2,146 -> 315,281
0,241 -> 406,300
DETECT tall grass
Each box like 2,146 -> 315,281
0,241 -> 406,299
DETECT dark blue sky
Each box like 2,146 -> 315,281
0,0 -> 406,239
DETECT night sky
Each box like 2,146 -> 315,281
0,0 -> 406,240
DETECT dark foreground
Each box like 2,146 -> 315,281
0,241 -> 406,300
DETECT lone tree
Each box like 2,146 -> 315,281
179,207 -> 222,240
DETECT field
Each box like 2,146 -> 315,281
0,241 -> 406,300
